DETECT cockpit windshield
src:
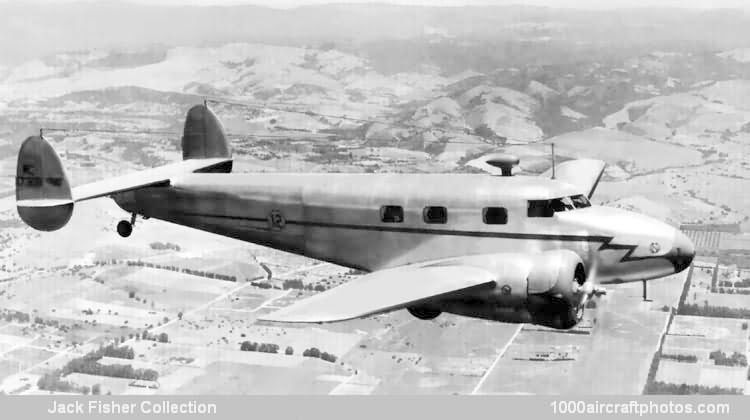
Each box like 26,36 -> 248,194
570,194 -> 591,209
528,194 -> 591,217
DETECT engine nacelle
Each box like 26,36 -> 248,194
526,249 -> 586,302
437,250 -> 587,329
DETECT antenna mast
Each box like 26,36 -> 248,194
551,142 -> 556,179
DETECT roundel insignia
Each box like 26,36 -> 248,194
500,284 -> 512,295
649,242 -> 661,254
268,209 -> 286,230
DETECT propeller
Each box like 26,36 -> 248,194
572,257 -> 607,323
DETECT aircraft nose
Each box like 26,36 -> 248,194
666,230 -> 695,273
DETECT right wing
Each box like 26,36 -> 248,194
258,263 -> 497,323
542,158 -> 606,198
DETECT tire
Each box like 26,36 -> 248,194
407,306 -> 441,320
117,220 -> 133,238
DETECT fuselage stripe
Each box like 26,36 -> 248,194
169,210 -> 614,243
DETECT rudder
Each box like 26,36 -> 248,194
16,135 -> 74,231
181,104 -> 232,172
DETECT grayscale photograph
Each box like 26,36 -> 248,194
0,0 -> 748,404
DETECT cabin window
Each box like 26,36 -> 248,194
570,194 -> 591,208
483,207 -> 508,225
423,206 -> 447,224
380,205 -> 404,223
528,200 -> 554,217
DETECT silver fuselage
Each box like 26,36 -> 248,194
113,172 -> 694,284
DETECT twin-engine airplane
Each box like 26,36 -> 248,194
14,104 -> 694,329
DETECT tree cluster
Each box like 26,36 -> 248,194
678,303 -> 750,319
715,287 -> 750,295
280,279 -> 326,291
149,242 -> 181,251
62,356 -> 158,381
251,281 -> 273,289
37,373 -> 88,394
282,279 -> 304,290
141,331 -> 169,343
240,341 -> 279,353
38,344 -> 158,393
709,350 -> 747,367
661,353 -> 697,363
34,316 -> 60,328
718,278 -> 750,288
126,260 -> 237,282
645,381 -> 743,395
2,309 -> 30,323
302,347 -> 337,363
98,344 -> 135,359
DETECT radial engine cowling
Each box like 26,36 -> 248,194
437,250 -> 588,330
526,249 -> 587,302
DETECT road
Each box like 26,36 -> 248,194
471,323 -> 523,395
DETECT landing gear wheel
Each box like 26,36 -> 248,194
117,220 -> 133,238
407,306 -> 441,320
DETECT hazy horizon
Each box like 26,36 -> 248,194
4,0 -> 750,10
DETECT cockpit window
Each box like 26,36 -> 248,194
570,194 -> 591,208
551,197 -> 575,212
528,200 -> 554,217
528,195 -> 590,217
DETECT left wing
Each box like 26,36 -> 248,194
258,263 -> 496,323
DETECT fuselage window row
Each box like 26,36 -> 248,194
382,205 -> 510,225
381,196 -> 591,225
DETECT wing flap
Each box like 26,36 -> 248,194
72,157 -> 231,202
543,158 -> 606,198
258,264 -> 496,323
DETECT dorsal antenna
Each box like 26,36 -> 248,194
551,142 -> 556,179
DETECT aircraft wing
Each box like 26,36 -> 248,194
543,158 -> 606,198
258,264 -> 497,323
72,157 -> 231,202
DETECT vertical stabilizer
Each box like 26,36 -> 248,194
16,135 -> 74,231
181,104 -> 232,169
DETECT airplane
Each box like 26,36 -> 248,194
13,103 -> 695,330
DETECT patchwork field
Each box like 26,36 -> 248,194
657,315 -> 749,391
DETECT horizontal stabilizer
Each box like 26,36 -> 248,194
14,103 -> 234,232
543,158 -> 606,198
72,157 -> 231,202
259,264 -> 496,323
